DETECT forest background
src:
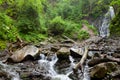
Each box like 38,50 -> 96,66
0,0 -> 120,50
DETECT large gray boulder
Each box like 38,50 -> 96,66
8,45 -> 39,62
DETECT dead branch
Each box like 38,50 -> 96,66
73,46 -> 88,70
62,35 -> 76,44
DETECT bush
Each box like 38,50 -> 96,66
20,32 -> 47,43
110,10 -> 120,36
78,30 -> 90,40
0,13 -> 18,41
48,16 -> 66,35
16,6 -> 40,33
48,16 -> 92,40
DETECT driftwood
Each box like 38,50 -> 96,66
73,46 -> 88,71
88,56 -> 120,67
62,35 -> 76,44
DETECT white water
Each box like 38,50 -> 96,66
83,61 -> 90,80
0,61 -> 20,80
38,54 -> 91,80
69,55 -> 75,68
38,54 -> 74,80
38,54 -> 58,76
0,53 -> 90,80
99,6 -> 115,38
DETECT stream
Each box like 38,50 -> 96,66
0,52 -> 91,80
0,61 -> 20,80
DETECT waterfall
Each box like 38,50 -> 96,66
99,6 -> 115,38
38,54 -> 72,80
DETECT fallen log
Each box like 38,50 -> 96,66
73,46 -> 88,71
88,56 -> 120,67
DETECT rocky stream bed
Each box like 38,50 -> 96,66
0,36 -> 120,80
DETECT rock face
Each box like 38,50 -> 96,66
90,62 -> 118,78
8,45 -> 39,62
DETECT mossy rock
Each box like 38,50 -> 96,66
90,62 -> 118,79
0,40 -> 7,50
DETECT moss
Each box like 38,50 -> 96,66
0,40 -> 7,50
110,10 -> 120,36
78,30 -> 90,40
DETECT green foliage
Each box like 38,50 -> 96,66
0,0 -> 110,44
78,30 -> 90,40
0,0 -> 48,42
110,0 -> 120,36
81,20 -> 98,34
82,0 -> 113,18
111,0 -> 120,13
0,0 -> 4,4
47,0 -> 83,22
48,16 -> 91,40
20,32 -> 47,43
110,10 -> 120,36
111,0 -> 120,6
49,16 -> 66,35
0,13 -> 18,41
15,0 -> 46,33
0,40 -> 6,50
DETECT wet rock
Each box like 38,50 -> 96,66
57,47 -> 70,59
0,70 -> 7,77
90,62 -> 118,79
7,45 -> 39,62
88,51 -> 101,58
112,53 -> 120,58
85,36 -> 103,44
0,50 -> 8,57
51,46 -> 60,52
70,47 -> 84,58
108,70 -> 120,79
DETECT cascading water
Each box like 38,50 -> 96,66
0,61 -> 20,80
83,60 -> 90,80
38,54 -> 58,76
99,6 -> 115,38
38,54 -> 73,80
38,53 -> 91,80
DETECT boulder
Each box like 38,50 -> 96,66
90,62 -> 118,78
70,47 -> 84,58
57,47 -> 70,59
51,46 -> 60,52
7,45 -> 39,62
